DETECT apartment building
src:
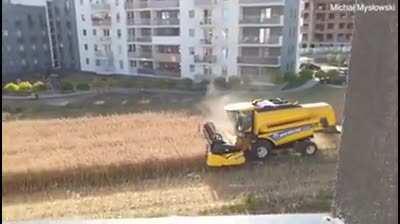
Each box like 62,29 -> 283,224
75,0 -> 301,81
301,0 -> 355,48
46,0 -> 81,70
2,0 -> 52,80
2,0 -> 81,81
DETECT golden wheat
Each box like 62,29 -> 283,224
2,112 -> 207,194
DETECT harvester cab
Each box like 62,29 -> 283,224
202,98 -> 340,167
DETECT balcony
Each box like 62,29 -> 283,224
155,69 -> 180,77
91,3 -> 111,11
149,0 -> 179,8
239,0 -> 284,5
126,19 -> 135,25
194,55 -> 217,63
200,38 -> 213,45
199,17 -> 212,26
95,51 -> 113,58
237,56 -> 281,66
134,19 -> 152,26
240,35 -> 282,45
133,36 -> 152,42
153,18 -> 179,26
128,51 -> 153,59
97,36 -> 112,42
194,0 -> 214,6
239,15 -> 283,26
92,19 -> 111,26
154,52 -> 181,62
138,68 -> 155,75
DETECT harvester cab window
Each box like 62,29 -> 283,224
228,111 -> 252,133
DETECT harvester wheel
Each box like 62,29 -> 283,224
301,140 -> 318,156
250,140 -> 273,160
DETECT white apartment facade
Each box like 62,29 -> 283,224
75,0 -> 301,82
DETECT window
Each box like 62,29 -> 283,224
222,48 -> 228,59
327,23 -> 334,29
103,29 -> 110,36
84,44 -> 88,50
117,29 -> 122,38
189,10 -> 195,18
3,30 -> 8,37
32,45 -> 37,50
119,60 -> 124,69
94,44 -> 98,51
93,29 -> 97,35
116,13 -> 120,22
83,29 -> 87,36
80,0 -> 83,5
223,29 -> 228,40
86,58 -> 90,65
95,59 -> 100,66
189,47 -> 195,55
129,60 -> 136,67
34,59 -> 38,65
19,45 -> 25,51
189,29 -> 195,37
128,44 -> 136,52
116,0 -> 119,6
81,14 -> 85,21
190,64 -> 195,72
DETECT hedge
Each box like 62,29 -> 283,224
32,81 -> 47,92
76,83 -> 90,91
3,82 -> 20,92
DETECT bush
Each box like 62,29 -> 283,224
298,69 -> 314,81
326,69 -> 340,79
213,76 -> 228,90
227,76 -> 241,89
32,81 -> 47,92
315,70 -> 328,79
3,82 -> 20,92
76,83 -> 90,91
61,81 -> 74,92
18,81 -> 33,92
181,78 -> 193,89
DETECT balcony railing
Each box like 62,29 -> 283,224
239,15 -> 283,25
200,38 -> 213,45
240,35 -> 282,45
237,56 -> 281,65
149,0 -> 179,8
133,36 -> 152,42
194,55 -> 217,63
126,19 -> 135,25
92,19 -> 112,26
239,0 -> 284,4
153,18 -> 179,25
138,68 -> 155,75
134,19 -> 152,25
138,51 -> 153,58
98,36 -> 112,42
200,17 -> 212,25
154,52 -> 181,62
155,69 -> 180,77
95,51 -> 113,57
91,3 -> 111,11
194,0 -> 214,6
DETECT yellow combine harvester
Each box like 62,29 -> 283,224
202,98 -> 339,167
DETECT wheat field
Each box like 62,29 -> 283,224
2,112 -> 207,195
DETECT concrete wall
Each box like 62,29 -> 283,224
333,0 -> 398,223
